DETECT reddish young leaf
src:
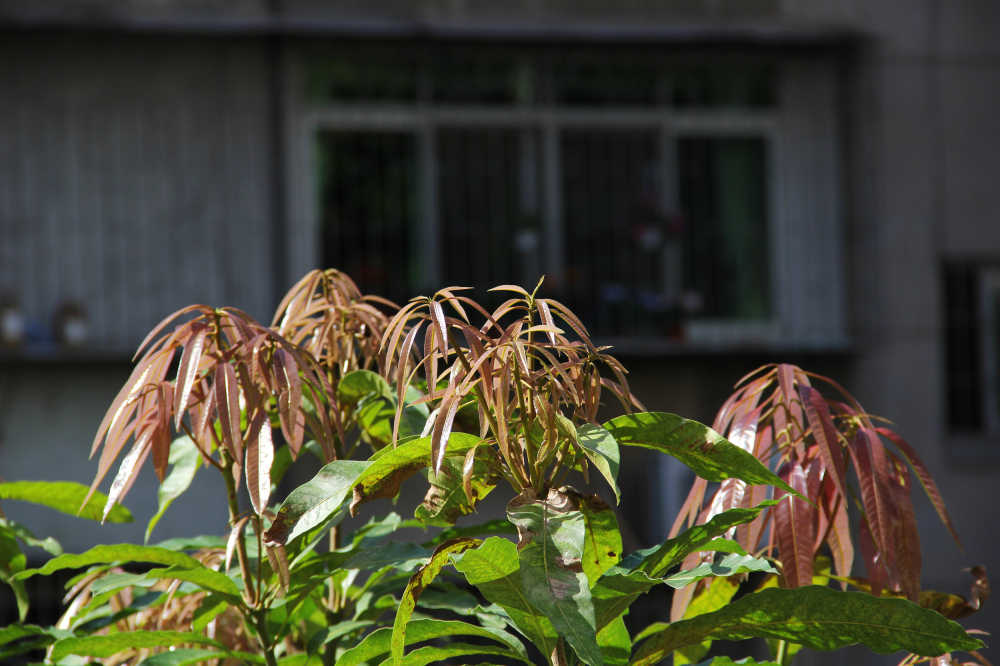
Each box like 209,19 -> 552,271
245,410 -> 274,515
774,462 -> 815,589
876,426 -> 960,545
214,362 -> 243,461
173,324 -> 208,428
799,385 -> 848,500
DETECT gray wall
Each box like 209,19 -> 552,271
0,33 -> 276,351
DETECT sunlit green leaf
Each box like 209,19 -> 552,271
337,618 -> 529,666
620,500 -> 778,578
579,494 -> 622,586
452,537 -> 558,656
602,413 -> 797,495
338,369 -> 393,405
349,433 -> 484,515
146,436 -> 200,542
597,613 -> 632,666
662,553 -> 776,589
507,491 -> 601,666
0,481 -> 133,523
414,454 -> 496,525
265,460 -> 371,545
51,631 -> 222,661
16,544 -> 202,580
576,423 -> 621,504
630,586 -> 985,665
391,538 -> 482,664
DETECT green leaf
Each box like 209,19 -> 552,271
452,537 -> 558,656
620,500 -> 779,578
146,436 -> 200,542
0,522 -> 28,621
51,631 -> 222,661
192,594 -> 229,632
337,618 -> 529,666
576,423 -> 622,504
338,369 -> 393,405
579,494 -> 622,586
391,538 -> 481,664
143,565 -> 241,602
507,491 -> 601,666
597,613 -> 632,666
630,585 -> 985,665
673,576 -> 741,664
698,657 -> 778,666
0,481 -> 133,523
602,413 -> 797,495
16,544 -> 202,580
349,433 -> 485,515
356,396 -> 427,448
381,642 -> 527,666
0,517 -> 62,556
138,648 -> 229,665
591,568 -> 661,631
662,553 -> 777,589
265,459 -> 371,545
414,454 -> 496,524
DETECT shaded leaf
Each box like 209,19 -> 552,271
0,481 -> 133,523
630,586 -> 984,665
774,462 -> 813,588
415,454 -> 496,525
603,412 -> 797,495
338,369 -> 393,405
597,613 -> 631,666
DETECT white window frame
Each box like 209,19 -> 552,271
284,51 -> 847,351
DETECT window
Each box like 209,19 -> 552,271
945,263 -> 1000,434
289,43 -> 846,349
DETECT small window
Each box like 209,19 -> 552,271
944,263 -> 1000,434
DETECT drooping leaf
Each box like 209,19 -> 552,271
0,481 -> 133,523
506,490 -> 602,666
630,585 -> 984,665
591,568 -> 661,631
0,518 -> 62,556
145,436 -> 200,542
0,524 -> 28,621
15,544 -> 202,580
264,460 -> 371,546
415,454 -> 496,525
575,423 -> 622,504
139,648 -> 233,665
383,642 -> 529,666
662,553 -> 777,589
336,618 -> 529,666
621,500 -> 779,578
603,412 -> 797,495
349,433 -> 484,515
51,631 -> 222,661
143,564 -> 242,602
452,537 -> 558,656
390,538 -> 482,664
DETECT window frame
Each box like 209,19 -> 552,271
284,45 -> 846,351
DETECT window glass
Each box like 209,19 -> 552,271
943,264 -> 983,431
306,50 -> 418,102
317,131 -> 418,303
678,137 -> 770,320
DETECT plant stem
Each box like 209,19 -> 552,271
255,609 -> 279,666
775,639 -> 790,666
